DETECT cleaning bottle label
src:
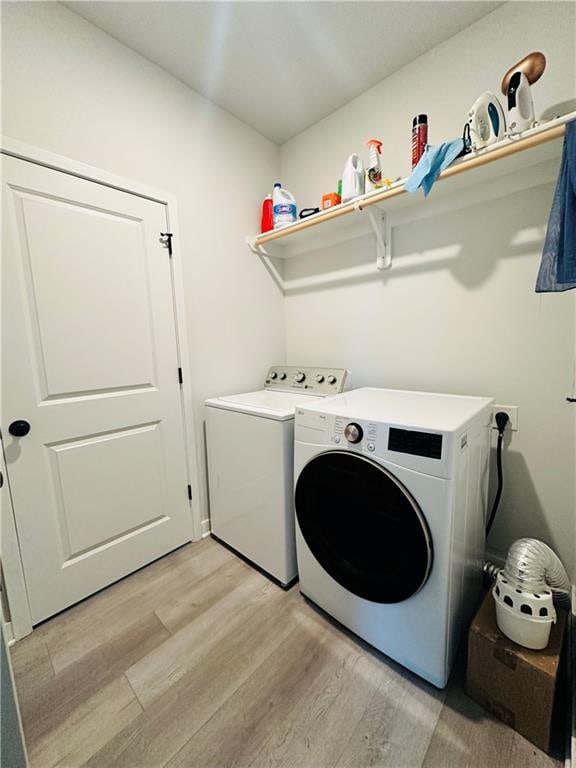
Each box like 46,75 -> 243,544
367,167 -> 382,186
273,203 -> 297,218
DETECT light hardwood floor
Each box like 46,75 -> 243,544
12,538 -> 561,768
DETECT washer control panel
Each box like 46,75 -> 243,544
332,417 -> 378,451
331,417 -> 443,461
265,366 -> 348,394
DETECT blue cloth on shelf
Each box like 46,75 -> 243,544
535,120 -> 576,292
405,138 -> 464,197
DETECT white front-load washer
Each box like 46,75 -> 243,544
205,365 -> 349,586
294,387 -> 493,687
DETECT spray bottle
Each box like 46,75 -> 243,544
366,139 -> 383,192
411,115 -> 428,168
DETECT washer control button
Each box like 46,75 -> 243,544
294,371 -> 306,383
367,442 -> 375,452
344,423 -> 363,444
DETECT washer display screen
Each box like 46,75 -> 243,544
295,452 -> 433,603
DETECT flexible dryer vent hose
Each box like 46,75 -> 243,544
487,538 -> 571,648
491,538 -> 571,606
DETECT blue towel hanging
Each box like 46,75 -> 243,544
535,120 -> 576,292
405,138 -> 464,197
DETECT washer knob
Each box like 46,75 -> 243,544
294,372 -> 306,383
344,422 -> 363,443
269,371 -> 277,379
315,374 -> 325,383
279,372 -> 287,380
327,375 -> 337,384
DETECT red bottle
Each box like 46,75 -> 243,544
412,114 -> 428,169
260,194 -> 273,233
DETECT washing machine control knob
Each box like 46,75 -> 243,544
344,423 -> 363,444
315,374 -> 325,383
269,371 -> 277,379
279,372 -> 287,380
327,375 -> 337,384
294,372 -> 306,383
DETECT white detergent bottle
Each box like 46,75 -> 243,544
341,153 -> 365,203
272,182 -> 297,228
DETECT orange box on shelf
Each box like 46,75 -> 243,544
321,192 -> 341,210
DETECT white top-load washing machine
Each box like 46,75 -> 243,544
205,366 -> 349,586
294,387 -> 493,687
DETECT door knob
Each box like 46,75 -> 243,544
9,420 -> 31,437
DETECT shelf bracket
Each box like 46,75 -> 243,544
246,235 -> 270,258
246,236 -> 285,291
353,203 -> 392,270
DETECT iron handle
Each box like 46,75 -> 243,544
9,420 -> 31,437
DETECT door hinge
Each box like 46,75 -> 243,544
160,232 -> 173,257
178,367 -> 183,385
187,484 -> 192,501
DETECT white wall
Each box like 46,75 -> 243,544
1,1 -> 284,531
280,2 -> 576,574
2,1 -> 575,575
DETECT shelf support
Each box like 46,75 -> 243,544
354,203 -> 392,271
246,236 -> 285,291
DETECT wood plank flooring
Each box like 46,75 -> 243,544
11,538 -> 562,768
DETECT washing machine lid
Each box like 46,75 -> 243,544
306,387 -> 493,432
205,390 -> 324,421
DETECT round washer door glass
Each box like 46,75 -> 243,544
295,451 -> 433,603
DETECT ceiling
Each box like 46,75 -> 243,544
65,1 -> 502,144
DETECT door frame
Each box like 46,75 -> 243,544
1,136 -> 203,639
1,437 -> 33,641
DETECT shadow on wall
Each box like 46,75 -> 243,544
280,178 -> 575,578
282,182 -> 553,294
486,444 -> 564,566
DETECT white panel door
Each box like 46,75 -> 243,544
2,155 -> 192,623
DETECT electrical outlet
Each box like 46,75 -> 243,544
492,405 -> 518,431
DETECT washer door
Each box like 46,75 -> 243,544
295,451 -> 433,603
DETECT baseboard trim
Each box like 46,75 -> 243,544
1,618 -> 15,647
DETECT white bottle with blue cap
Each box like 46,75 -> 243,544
272,182 -> 297,228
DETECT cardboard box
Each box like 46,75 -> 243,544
466,590 -> 566,754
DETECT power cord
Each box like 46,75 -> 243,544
486,411 -> 510,534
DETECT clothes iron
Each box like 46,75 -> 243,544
463,91 -> 506,152
501,52 -> 546,134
